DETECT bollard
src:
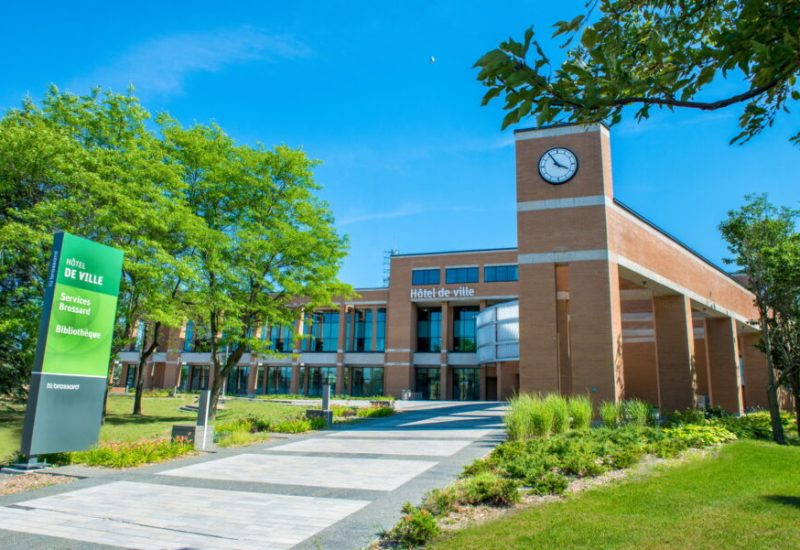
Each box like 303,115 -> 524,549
195,389 -> 214,451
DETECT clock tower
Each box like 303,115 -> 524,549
514,123 -> 624,403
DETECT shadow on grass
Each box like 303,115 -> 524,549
763,495 -> 800,509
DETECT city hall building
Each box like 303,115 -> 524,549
115,124 -> 766,413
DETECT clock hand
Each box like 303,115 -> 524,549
548,152 -> 567,169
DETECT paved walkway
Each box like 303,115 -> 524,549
0,401 -> 506,549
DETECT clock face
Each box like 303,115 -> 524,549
538,147 -> 578,184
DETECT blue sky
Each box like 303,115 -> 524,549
2,1 -> 798,288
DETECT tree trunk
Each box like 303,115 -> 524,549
132,322 -> 162,416
793,376 -> 800,439
761,318 -> 786,445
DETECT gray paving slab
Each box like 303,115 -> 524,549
0,400 -> 506,550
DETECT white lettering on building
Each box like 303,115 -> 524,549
410,286 -> 476,300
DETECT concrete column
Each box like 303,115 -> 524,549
568,260 -> 624,404
290,314 -> 303,394
518,263 -> 559,394
739,332 -> 768,409
705,317 -> 744,414
653,294 -> 697,411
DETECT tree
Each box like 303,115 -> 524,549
475,0 -> 800,144
161,120 -> 350,419
0,87 -> 200,416
720,195 -> 800,443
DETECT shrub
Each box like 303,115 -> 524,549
663,425 -> 737,447
710,411 -> 794,440
622,399 -> 651,427
568,395 -> 593,431
530,471 -> 569,495
459,472 -> 521,506
267,418 -> 313,433
384,503 -> 439,547
600,401 -> 620,428
663,408 -> 706,427
461,456 -> 496,477
331,405 -> 356,418
62,438 -> 193,468
546,394 -> 570,435
421,487 -> 459,516
356,405 -> 394,418
216,430 -> 270,448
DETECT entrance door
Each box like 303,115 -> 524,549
486,377 -> 498,401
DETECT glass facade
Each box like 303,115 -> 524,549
303,311 -> 339,352
376,308 -> 386,351
452,368 -> 480,400
445,266 -> 478,284
347,309 -> 373,351
225,366 -> 250,395
306,366 -> 336,396
179,365 -> 209,391
411,268 -> 440,285
415,367 -> 440,400
266,366 -> 293,394
349,367 -> 384,396
183,321 -> 195,352
416,307 -> 442,352
484,264 -> 518,282
453,306 -> 479,352
125,365 -> 137,389
269,325 -> 293,352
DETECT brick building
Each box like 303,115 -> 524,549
114,124 -> 767,413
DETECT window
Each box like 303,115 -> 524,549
225,366 -> 250,395
416,307 -> 442,352
446,267 -> 478,284
184,321 -> 212,352
484,264 -> 518,282
266,366 -> 292,394
302,311 -> 339,352
452,368 -> 480,401
349,367 -> 384,396
376,308 -> 386,351
347,309 -> 373,351
306,366 -> 336,396
412,268 -> 440,286
415,367 -> 440,400
269,325 -> 293,352
453,306 -> 479,352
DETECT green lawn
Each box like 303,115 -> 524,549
0,394 -> 305,463
432,440 -> 800,550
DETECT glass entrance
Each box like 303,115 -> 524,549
452,368 -> 480,401
415,367 -> 440,400
306,366 -> 336,396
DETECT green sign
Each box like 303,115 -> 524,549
21,232 -> 124,457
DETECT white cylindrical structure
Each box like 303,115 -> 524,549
476,300 -> 519,364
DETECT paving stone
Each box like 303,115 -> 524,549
0,481 -> 369,549
159,454 -> 438,491
264,437 -> 472,457
325,428 -> 494,439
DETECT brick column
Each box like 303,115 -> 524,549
336,304 -> 347,394
290,314 -> 303,394
653,294 -> 697,411
556,297 -> 571,395
705,317 -> 744,414
518,263 -> 559,394
739,332 -> 768,409
568,260 -> 624,404
440,301 -> 451,400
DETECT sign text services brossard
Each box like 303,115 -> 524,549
20,232 -> 124,457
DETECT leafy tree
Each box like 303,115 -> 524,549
475,0 -> 800,144
721,195 -> 800,443
0,87 -> 201,417
161,120 -> 350,419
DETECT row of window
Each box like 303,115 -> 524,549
417,306 -> 479,352
181,308 -> 387,354
412,265 -> 518,286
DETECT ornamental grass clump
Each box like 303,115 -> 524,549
568,395 -> 593,431
530,397 -> 555,438
622,399 -> 651,427
505,394 -> 535,441
600,401 -> 621,428
545,394 -> 570,435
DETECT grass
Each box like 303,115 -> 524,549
431,440 -> 800,550
0,395 -> 305,464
